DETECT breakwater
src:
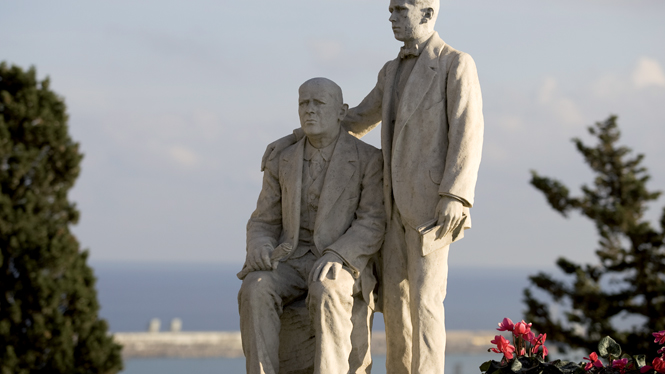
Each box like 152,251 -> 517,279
114,330 -> 498,358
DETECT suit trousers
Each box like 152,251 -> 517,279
382,204 -> 450,374
238,250 -> 369,374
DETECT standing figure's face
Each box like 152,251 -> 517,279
298,82 -> 344,140
388,0 -> 431,42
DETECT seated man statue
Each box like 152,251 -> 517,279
237,77 -> 386,374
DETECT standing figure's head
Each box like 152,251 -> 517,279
298,78 -> 348,146
389,0 -> 439,43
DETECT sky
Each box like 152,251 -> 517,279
1,0 -> 664,269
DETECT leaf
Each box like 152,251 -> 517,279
558,362 -> 583,374
633,355 -> 646,368
480,361 -> 492,372
598,336 -> 622,358
511,359 -> 523,373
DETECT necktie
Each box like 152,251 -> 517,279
310,151 -> 324,181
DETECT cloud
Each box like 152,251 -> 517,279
537,77 -> 585,126
169,145 -> 200,168
308,39 -> 344,63
632,57 -> 665,89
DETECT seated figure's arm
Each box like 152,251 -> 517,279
323,150 -> 386,278
244,154 -> 283,274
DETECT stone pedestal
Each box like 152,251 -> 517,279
279,297 -> 315,374
278,295 -> 373,374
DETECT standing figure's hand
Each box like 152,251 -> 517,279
261,134 -> 298,171
309,253 -> 344,282
435,196 -> 464,240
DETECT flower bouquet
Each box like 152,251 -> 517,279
480,318 -> 665,374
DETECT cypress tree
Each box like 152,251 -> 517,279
524,115 -> 665,355
0,63 -> 122,373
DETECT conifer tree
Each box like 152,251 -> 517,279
524,116 -> 665,355
0,63 -> 122,373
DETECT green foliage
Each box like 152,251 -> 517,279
0,62 -> 122,373
480,356 -> 585,374
523,116 -> 665,355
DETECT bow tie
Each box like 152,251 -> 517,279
399,46 -> 420,59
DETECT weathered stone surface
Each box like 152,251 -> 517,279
278,297 -> 315,374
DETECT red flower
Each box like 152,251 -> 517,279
525,331 -> 536,344
641,366 -> 653,374
653,357 -> 665,374
532,334 -> 546,350
658,347 -> 665,357
497,318 -> 515,332
491,335 -> 516,360
513,320 -> 532,338
654,331 -> 665,345
584,352 -> 603,369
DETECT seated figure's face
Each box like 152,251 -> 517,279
298,80 -> 344,139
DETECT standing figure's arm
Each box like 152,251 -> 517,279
436,52 -> 484,237
341,62 -> 390,139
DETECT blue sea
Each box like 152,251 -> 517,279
92,262 -> 545,373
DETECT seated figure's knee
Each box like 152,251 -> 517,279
238,271 -> 278,308
307,273 -> 354,307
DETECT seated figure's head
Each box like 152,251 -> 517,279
298,78 -> 348,146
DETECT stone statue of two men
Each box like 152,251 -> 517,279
237,0 -> 484,373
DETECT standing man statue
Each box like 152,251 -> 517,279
262,0 -> 483,372
240,78 -> 386,374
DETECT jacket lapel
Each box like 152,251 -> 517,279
394,33 -> 445,142
282,138 -> 306,250
314,131 -> 357,233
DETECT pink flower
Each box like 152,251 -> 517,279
525,331 -> 536,344
653,357 -> 665,374
513,320 -> 532,338
542,345 -> 549,358
491,335 -> 516,360
519,348 -> 526,356
497,318 -> 515,332
658,347 -> 665,357
654,331 -> 665,345
613,358 -> 630,374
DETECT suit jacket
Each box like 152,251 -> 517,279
342,32 -> 484,241
246,130 -> 386,307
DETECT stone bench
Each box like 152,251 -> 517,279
278,295 -> 373,374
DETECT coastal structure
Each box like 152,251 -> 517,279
114,330 -> 499,359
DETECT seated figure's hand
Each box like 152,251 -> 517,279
260,133 -> 298,171
246,244 -> 274,272
435,196 -> 464,240
310,252 -> 344,282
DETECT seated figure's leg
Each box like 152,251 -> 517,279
238,263 -> 308,374
307,267 -> 356,374
349,292 -> 373,374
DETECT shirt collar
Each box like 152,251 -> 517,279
304,133 -> 338,162
399,32 -> 434,59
